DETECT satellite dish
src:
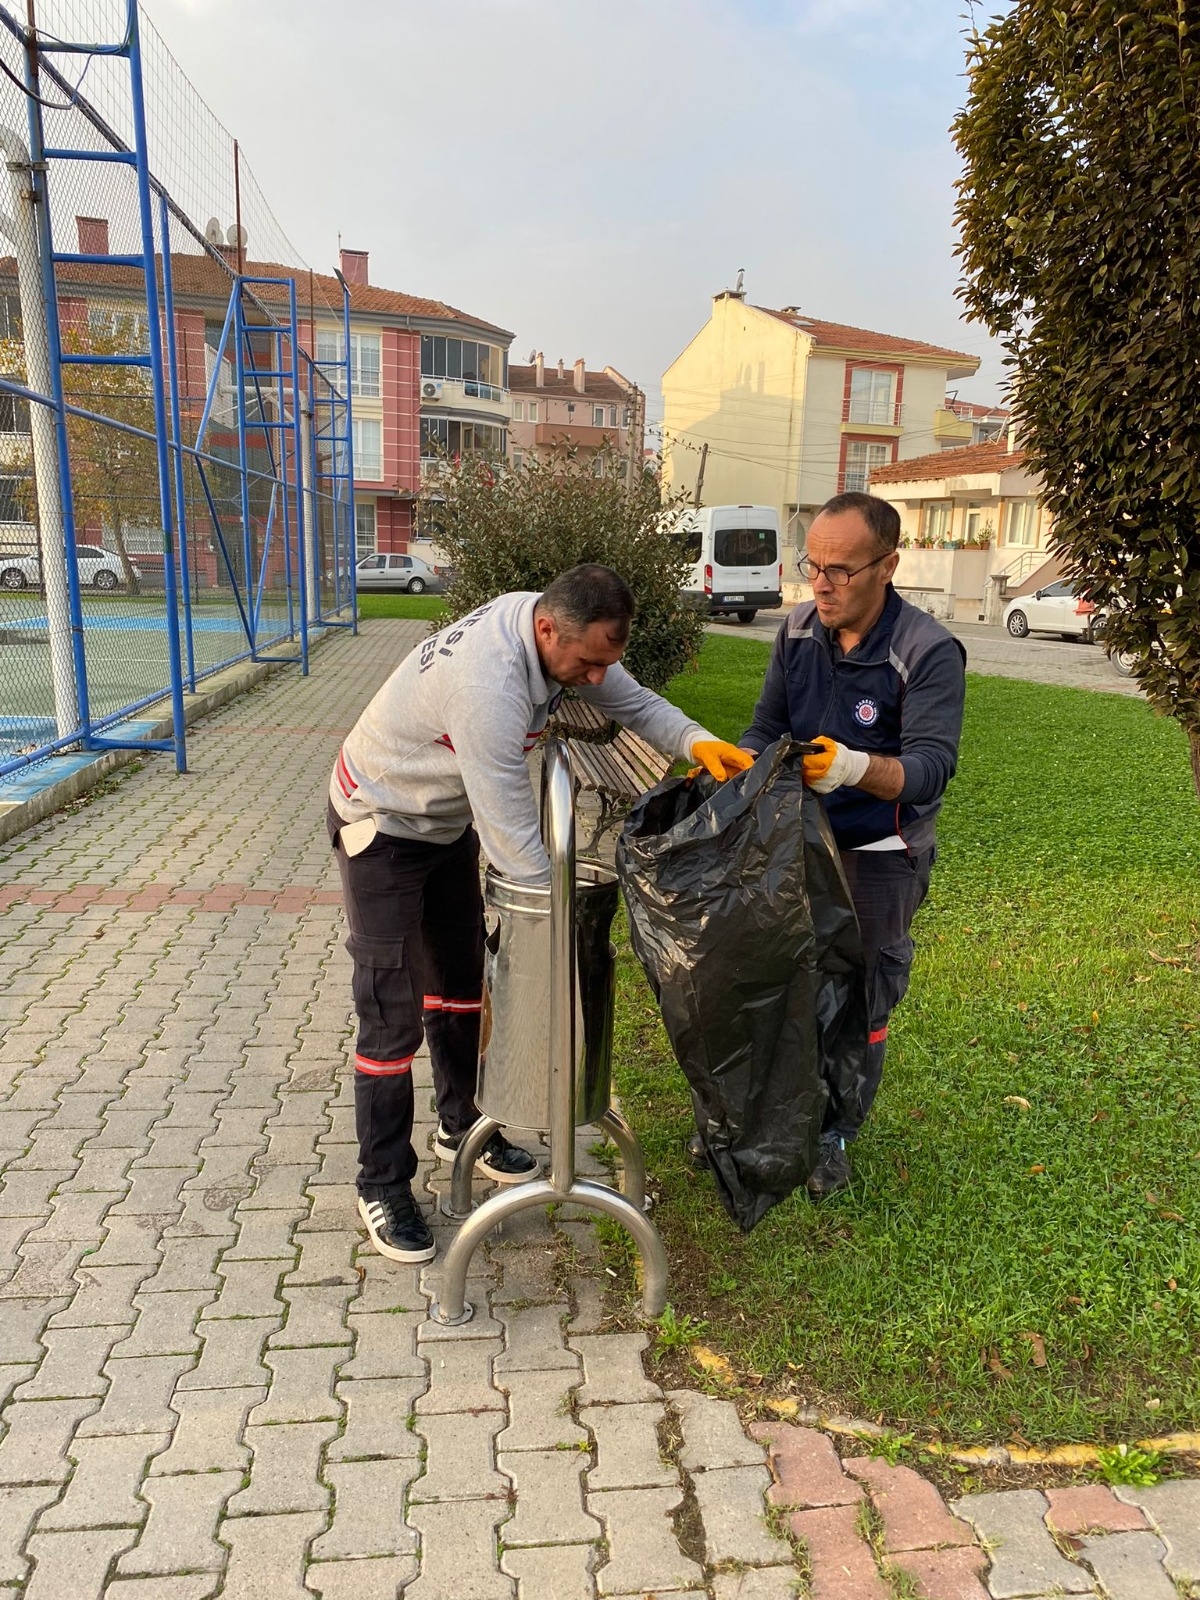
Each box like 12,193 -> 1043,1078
528,348 -> 537,363
204,217 -> 223,247
226,223 -> 247,249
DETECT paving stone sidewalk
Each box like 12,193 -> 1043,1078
1,617 -> 1196,1600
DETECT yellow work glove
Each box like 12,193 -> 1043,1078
690,739 -> 755,782
802,735 -> 871,795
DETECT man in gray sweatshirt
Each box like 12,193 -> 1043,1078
329,563 -> 750,1263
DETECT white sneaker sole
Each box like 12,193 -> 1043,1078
433,1135 -> 542,1185
356,1196 -> 436,1264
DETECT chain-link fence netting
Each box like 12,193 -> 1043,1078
0,0 -> 354,775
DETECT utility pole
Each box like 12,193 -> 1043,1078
692,441 -> 708,510
625,383 -> 641,498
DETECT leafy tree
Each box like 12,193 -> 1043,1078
426,447 -> 704,691
954,1 -> 1200,794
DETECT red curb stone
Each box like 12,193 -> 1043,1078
749,1423 -> 863,1509
888,1545 -> 991,1600
789,1504 -> 889,1599
843,1455 -> 974,1552
1043,1484 -> 1149,1534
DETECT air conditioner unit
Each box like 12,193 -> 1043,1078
421,381 -> 443,402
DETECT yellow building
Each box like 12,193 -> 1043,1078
661,287 -> 979,547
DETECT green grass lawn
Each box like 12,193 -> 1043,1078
612,634 -> 1200,1444
355,593 -> 447,622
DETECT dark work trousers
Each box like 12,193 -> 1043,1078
833,845 -> 934,1140
328,802 -> 484,1200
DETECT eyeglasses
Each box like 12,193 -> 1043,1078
797,552 -> 891,587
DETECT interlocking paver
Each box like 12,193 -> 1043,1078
1044,1484 -> 1149,1535
589,1484 -> 702,1596
267,1283 -> 354,1348
76,1352 -> 193,1437
311,1460 -> 420,1558
670,1387 -> 768,1472
306,1554 -> 419,1599
328,1376 -> 424,1461
888,1545 -> 990,1600
581,1401 -> 674,1490
106,1577 -> 219,1600
117,1470 -> 241,1576
278,1228 -> 353,1284
206,1259 -> 286,1319
21,1526 -> 137,1600
712,1572 -> 803,1599
109,1289 -> 215,1358
493,1302 -> 579,1374
175,1314 -> 279,1391
148,1386 -> 263,1475
1116,1481 -> 1200,1584
501,1448 -> 603,1547
415,1335 -> 504,1414
404,1498 -> 515,1600
86,1217 -> 165,1269
247,1346 -> 344,1424
952,1489 -> 1094,1598
139,1237 -> 221,1293
10,1323 -> 123,1400
225,1419 -> 338,1515
412,1412 -> 509,1502
496,1370 -> 588,1453
501,1542 -> 595,1599
37,1432 -> 169,1530
749,1422 -> 863,1509
844,1454 -> 975,1552
570,1332 -> 661,1405
0,1237 -> 92,1298
1078,1529 -> 1177,1600
218,1510 -> 325,1600
692,1462 -> 788,1567
0,1484 -> 65,1581
48,1264 -> 150,1326
0,1396 -> 99,1484
788,1503 -> 889,1599
0,1295 -> 69,1364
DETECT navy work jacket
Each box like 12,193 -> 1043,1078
742,585 -> 966,853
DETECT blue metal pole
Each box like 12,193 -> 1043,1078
127,0 -> 187,772
232,287 -> 256,657
284,280 -> 309,672
157,190 -> 196,691
22,16 -> 92,743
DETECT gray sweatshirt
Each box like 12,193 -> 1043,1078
329,591 -> 711,882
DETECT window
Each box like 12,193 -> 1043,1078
528,402 -> 538,422
964,502 -> 982,542
0,393 -> 29,434
358,552 -> 386,570
355,501 -> 376,558
0,474 -> 30,522
843,440 -> 891,493
923,501 -> 950,543
512,400 -> 524,421
622,406 -> 632,428
512,451 -> 524,471
388,554 -> 412,570
420,417 -> 506,459
592,455 -> 604,477
420,334 -> 507,400
593,405 -> 605,427
316,331 -> 381,398
0,293 -> 21,341
1006,499 -> 1038,547
352,418 -> 383,479
847,367 -> 896,425
714,527 -> 778,567
609,406 -> 618,428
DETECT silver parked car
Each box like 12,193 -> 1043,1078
354,551 -> 443,594
0,543 -> 137,592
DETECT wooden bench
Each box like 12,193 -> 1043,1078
545,694 -> 673,850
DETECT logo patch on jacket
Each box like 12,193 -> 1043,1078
854,696 -> 880,728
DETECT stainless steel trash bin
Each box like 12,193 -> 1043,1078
476,862 -> 618,1131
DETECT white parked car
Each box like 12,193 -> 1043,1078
1002,580 -> 1100,641
354,551 -> 444,594
0,543 -> 136,592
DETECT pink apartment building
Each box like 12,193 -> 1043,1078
507,355 -> 644,476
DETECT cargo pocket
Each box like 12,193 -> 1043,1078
346,934 -> 409,1033
872,937 -> 914,1025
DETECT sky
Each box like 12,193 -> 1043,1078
142,0 -> 1007,419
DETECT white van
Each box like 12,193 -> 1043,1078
678,504 -> 783,624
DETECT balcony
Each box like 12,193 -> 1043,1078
419,376 -> 509,419
933,407 -> 973,445
533,422 -> 619,449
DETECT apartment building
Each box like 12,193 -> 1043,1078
507,355 -> 643,476
661,283 -> 980,546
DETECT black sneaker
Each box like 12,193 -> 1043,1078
357,1190 -> 436,1263
433,1124 -> 541,1184
806,1132 -> 852,1199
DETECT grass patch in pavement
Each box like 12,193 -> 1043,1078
355,592 -> 447,622
610,634 -> 1200,1443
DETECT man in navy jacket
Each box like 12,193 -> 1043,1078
740,491 -> 966,1196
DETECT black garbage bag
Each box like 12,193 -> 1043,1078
616,737 -> 869,1231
